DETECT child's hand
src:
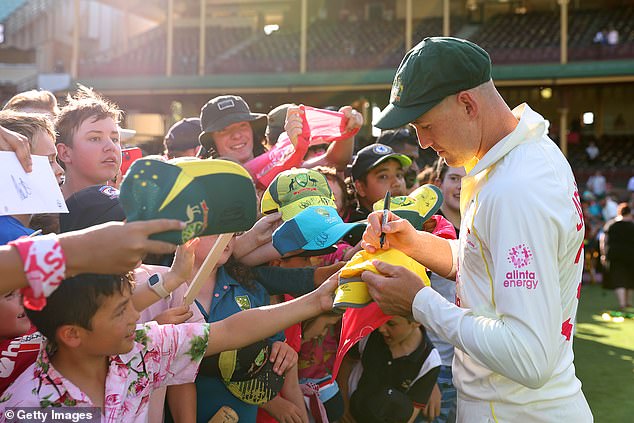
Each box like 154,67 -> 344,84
284,106 -> 303,147
269,341 -> 298,375
169,238 -> 199,282
422,384 -> 441,421
315,271 -> 340,313
339,105 -> 364,131
313,261 -> 345,287
261,395 -> 307,423
153,305 -> 193,325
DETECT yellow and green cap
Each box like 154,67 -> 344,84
120,157 -> 257,244
334,248 -> 430,309
261,168 -> 336,221
372,184 -> 443,230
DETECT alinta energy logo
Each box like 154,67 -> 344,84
504,243 -> 539,290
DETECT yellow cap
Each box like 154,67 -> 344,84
334,249 -> 429,309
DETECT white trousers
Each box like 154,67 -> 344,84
456,390 -> 593,423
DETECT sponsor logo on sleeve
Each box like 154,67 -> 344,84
504,244 -> 539,290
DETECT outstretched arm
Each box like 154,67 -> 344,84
205,274 -> 337,356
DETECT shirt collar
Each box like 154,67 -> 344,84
33,341 -> 92,406
465,103 -> 548,176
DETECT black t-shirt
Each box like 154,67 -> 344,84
350,328 -> 441,423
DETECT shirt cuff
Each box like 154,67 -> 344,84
412,286 -> 468,348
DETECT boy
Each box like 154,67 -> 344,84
376,128 -> 422,192
0,271 -> 337,421
348,316 -> 440,423
349,143 -> 411,221
55,86 -> 122,198
0,110 -> 64,244
3,89 -> 59,117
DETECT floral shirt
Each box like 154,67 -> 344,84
0,321 -> 209,422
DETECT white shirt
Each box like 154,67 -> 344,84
412,104 -> 588,409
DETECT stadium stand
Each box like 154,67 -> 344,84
77,6 -> 634,77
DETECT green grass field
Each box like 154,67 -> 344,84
574,283 -> 634,422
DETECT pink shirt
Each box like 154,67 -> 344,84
0,321 -> 209,422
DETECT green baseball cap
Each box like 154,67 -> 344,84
120,157 -> 257,244
260,168 -> 336,221
375,37 -> 491,129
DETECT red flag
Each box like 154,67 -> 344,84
430,215 -> 457,240
245,106 -> 360,189
299,105 -> 360,146
331,302 -> 390,381
244,132 -> 309,189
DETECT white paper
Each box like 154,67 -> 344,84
0,152 -> 68,216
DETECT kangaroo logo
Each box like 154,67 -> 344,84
182,200 -> 209,242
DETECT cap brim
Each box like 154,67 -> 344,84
201,112 -> 266,135
371,153 -> 413,170
374,100 -> 439,129
303,221 -> 366,252
278,196 -> 337,221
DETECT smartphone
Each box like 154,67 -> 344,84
120,147 -> 142,176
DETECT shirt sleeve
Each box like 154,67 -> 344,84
253,266 -> 315,296
142,321 -> 210,388
413,178 -> 570,389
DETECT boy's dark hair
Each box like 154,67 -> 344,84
313,165 -> 355,214
56,85 -> 122,147
375,127 -> 418,150
4,89 -> 59,116
25,273 -> 133,349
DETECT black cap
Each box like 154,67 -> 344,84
60,185 -> 125,233
164,118 -> 202,154
199,95 -> 266,150
350,143 -> 412,181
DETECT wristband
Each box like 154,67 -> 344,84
148,273 -> 172,299
9,234 -> 66,311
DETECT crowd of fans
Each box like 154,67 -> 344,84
0,87 -> 465,423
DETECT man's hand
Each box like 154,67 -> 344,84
0,124 -> 31,172
154,305 -> 193,325
362,261 -> 425,318
422,384 -> 441,421
63,219 -> 185,275
269,341 -> 298,375
261,395 -> 307,423
361,210 -> 421,255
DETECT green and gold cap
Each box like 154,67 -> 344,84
120,157 -> 257,244
372,184 -> 443,230
261,168 -> 336,221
